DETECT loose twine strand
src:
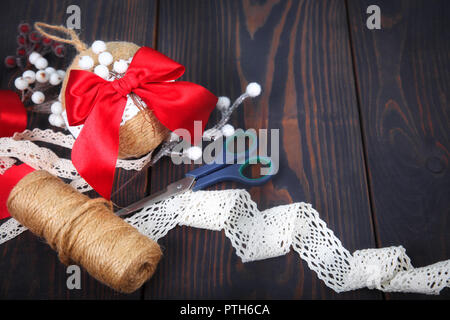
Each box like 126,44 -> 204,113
7,170 -> 162,293
34,22 -> 87,52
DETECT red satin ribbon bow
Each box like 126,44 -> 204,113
65,46 -> 217,199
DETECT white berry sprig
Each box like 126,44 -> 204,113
151,82 -> 262,164
14,51 -> 65,104
13,51 -> 67,127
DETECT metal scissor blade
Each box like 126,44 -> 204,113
115,176 -> 196,217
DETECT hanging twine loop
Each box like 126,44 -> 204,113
34,22 -> 87,53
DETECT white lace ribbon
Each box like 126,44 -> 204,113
0,129 -> 152,192
0,129 -> 448,295
1,189 -> 448,295
123,190 -> 449,295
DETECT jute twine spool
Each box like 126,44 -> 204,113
7,170 -> 162,293
35,22 -> 170,158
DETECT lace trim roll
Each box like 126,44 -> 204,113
2,189 -> 447,295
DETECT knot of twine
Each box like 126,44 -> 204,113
7,170 -> 162,293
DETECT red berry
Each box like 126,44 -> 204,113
52,41 -> 60,48
4,56 -> 17,68
42,37 -> 52,46
33,43 -> 41,51
18,23 -> 30,34
28,31 -> 41,43
16,48 -> 26,56
53,44 -> 65,57
17,35 -> 26,46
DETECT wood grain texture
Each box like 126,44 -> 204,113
144,0 -> 380,299
1,0 -> 447,300
347,0 -> 450,299
0,0 -> 157,299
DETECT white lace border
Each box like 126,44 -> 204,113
1,189 -> 448,295
0,130 -> 448,295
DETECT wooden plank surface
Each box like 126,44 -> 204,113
144,0 -> 380,299
1,0 -> 447,300
347,0 -> 450,299
0,0 -> 157,299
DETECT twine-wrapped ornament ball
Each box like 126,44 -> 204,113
35,22 -> 170,159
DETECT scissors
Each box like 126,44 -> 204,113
115,130 -> 274,217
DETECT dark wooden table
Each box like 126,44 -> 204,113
0,0 -> 448,300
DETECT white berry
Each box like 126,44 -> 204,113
35,70 -> 49,83
28,52 -> 41,64
246,82 -> 262,97
94,64 -> 109,79
113,60 -> 128,74
31,91 -> 45,104
49,72 -> 62,85
78,55 -> 94,70
221,124 -> 235,137
51,101 -> 63,115
52,114 -> 65,127
186,146 -> 202,161
91,40 -> 107,54
44,67 -> 56,75
98,51 -> 113,66
22,70 -> 36,84
35,57 -> 48,70
56,69 -> 66,78
216,96 -> 231,111
14,77 -> 28,90
48,114 -> 58,126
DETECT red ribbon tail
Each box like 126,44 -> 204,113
0,164 -> 35,219
71,96 -> 126,200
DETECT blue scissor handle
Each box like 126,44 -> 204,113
186,130 -> 259,179
190,156 -> 274,191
